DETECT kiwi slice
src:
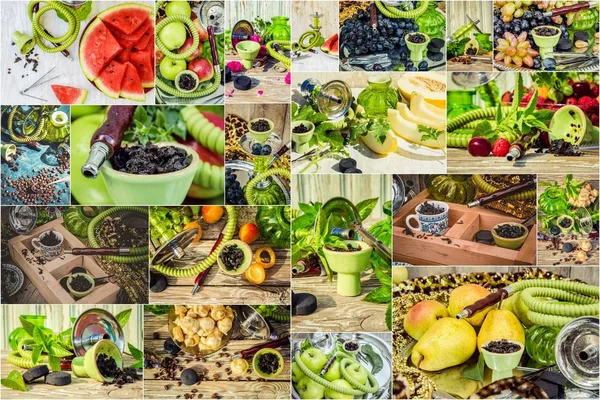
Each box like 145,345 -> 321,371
175,70 -> 200,93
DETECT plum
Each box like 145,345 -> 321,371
468,137 -> 492,157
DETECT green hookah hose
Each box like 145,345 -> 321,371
292,31 -> 323,52
472,174 -> 536,201
7,338 -> 49,369
28,1 -> 82,53
244,168 -> 291,205
7,107 -> 48,143
448,106 -> 512,132
256,305 -> 290,322
153,206 -> 238,277
266,41 -> 291,70
374,1 -> 429,19
87,206 -> 148,263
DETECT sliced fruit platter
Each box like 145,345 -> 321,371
292,333 -> 392,399
493,0 -> 599,71
393,267 -> 600,399
339,1 -> 446,71
79,3 -> 155,102
292,72 -> 446,174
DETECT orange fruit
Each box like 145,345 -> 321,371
239,222 -> 259,244
245,263 -> 266,285
183,221 -> 203,242
202,206 -> 224,224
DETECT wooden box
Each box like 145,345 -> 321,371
392,190 -> 536,265
7,218 -> 120,304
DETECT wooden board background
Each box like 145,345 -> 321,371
291,0 -> 338,42
226,0 -> 291,29
447,1 -> 492,36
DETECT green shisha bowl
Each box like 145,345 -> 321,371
323,240 -> 373,297
549,105 -> 596,146
236,40 -> 261,69
531,26 -> 561,59
481,340 -> 524,382
492,222 -> 529,250
82,339 -> 123,383
67,273 -> 95,299
405,32 -> 431,63
248,118 -> 275,144
291,120 -> 315,154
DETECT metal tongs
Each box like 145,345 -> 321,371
340,54 -> 393,71
20,67 -> 61,102
292,145 -> 330,164
547,52 -> 599,70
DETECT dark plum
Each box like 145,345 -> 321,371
468,137 -> 492,157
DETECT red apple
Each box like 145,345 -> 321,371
179,37 -> 200,61
188,58 -> 214,82
191,12 -> 209,42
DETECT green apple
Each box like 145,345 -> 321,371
323,359 -> 341,382
165,0 -> 191,17
158,21 -> 187,50
296,376 -> 325,399
344,363 -> 368,385
392,265 -> 408,284
300,348 -> 328,374
159,57 -> 187,80
292,362 -> 305,384
323,379 -> 354,399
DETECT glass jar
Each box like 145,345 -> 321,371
8,315 -> 51,351
415,2 -> 446,38
265,16 -> 291,42
447,90 -> 480,120
356,76 -> 398,118
526,325 -> 560,366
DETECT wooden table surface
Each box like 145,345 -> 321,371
225,54 -> 290,104
150,207 -> 290,305
447,148 -> 599,174
537,174 -> 599,267
447,59 -> 493,72
0,1 -> 154,105
0,351 -> 142,399
144,311 -> 291,399
292,272 -> 388,332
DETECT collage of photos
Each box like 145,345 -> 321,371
0,1 -> 598,400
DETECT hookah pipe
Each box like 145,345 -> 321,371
232,337 -> 290,359
467,179 -> 537,208
541,1 -> 596,17
81,106 -> 137,179
65,247 -> 134,256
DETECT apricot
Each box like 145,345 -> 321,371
202,206 -> 224,224
245,263 -> 266,285
239,222 -> 259,244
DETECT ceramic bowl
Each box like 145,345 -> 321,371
491,222 -> 529,250
291,120 -> 315,154
480,340 -> 524,382
247,118 -> 275,144
217,240 -> 253,276
236,40 -> 261,69
67,273 -> 95,299
100,142 -> 199,205
83,339 -> 123,383
531,25 -> 561,59
323,240 -> 373,296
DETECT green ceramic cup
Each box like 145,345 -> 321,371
491,222 -> 529,250
323,240 -> 373,297
405,32 -> 431,63
72,356 -> 87,378
531,26 -> 561,59
217,240 -> 253,275
247,118 -> 274,144
100,142 -> 199,205
291,120 -> 315,154
236,40 -> 261,69
67,273 -> 95,299
83,340 -> 123,383
480,340 -> 524,382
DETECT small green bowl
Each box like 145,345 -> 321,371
481,340 -> 524,382
248,118 -> 274,144
252,348 -> 284,380
531,26 -> 561,59
67,273 -> 95,299
83,339 -> 123,383
291,120 -> 315,154
100,142 -> 199,205
236,40 -> 261,69
491,222 -> 529,250
217,240 -> 253,276
405,32 -> 431,63
323,240 -> 373,297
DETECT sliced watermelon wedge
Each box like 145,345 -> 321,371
130,50 -> 154,88
98,3 -> 152,35
329,38 -> 339,56
79,19 -> 123,81
51,85 -> 88,104
112,18 -> 151,44
120,62 -> 145,102
115,48 -> 132,63
133,23 -> 153,51
95,61 -> 127,99
321,33 -> 338,53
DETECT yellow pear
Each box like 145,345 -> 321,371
404,300 -> 449,340
447,284 -> 494,327
411,317 -> 477,371
477,309 -> 526,351
500,292 -> 534,327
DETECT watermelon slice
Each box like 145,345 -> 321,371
115,48 -> 132,63
130,50 -> 154,88
51,85 -> 88,104
98,3 -> 152,35
120,62 -> 145,101
112,18 -> 151,44
79,19 -> 123,81
329,39 -> 339,56
134,23 -> 153,51
95,61 -> 127,99
321,33 -> 338,53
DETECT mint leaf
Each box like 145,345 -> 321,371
48,355 -> 61,372
355,198 -> 379,221
323,235 -> 349,250
385,303 -> 392,331
133,106 -> 147,125
1,371 -> 28,392
31,345 -> 42,365
48,341 -> 72,358
511,73 -> 524,113
462,353 -> 485,383
473,120 -> 492,138
361,344 -> 384,374
524,88 -> 539,115
116,309 -> 132,328
364,286 -> 390,304
128,343 -> 144,369
19,316 -> 37,337
532,109 -> 554,123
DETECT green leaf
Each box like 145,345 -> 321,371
139,135 -> 149,146
369,119 -> 391,145
355,198 -> 379,221
298,202 -> 318,216
48,355 -> 61,372
361,344 -> 384,374
418,125 -> 444,142
115,309 -> 132,328
462,353 -> 485,382
292,214 -> 317,231
48,341 -> 72,358
301,338 -> 312,352
323,235 -> 349,250
291,102 -> 299,116
32,326 -> 48,350
133,106 -> 147,125
155,109 -> 166,128
524,88 -> 539,116
473,120 -> 492,138
532,109 -> 554,124
19,316 -> 37,337
31,345 -> 42,365
385,303 -> 392,331
363,286 -> 390,304
128,343 -> 144,367
1,371 -> 28,392
511,73 -> 524,113
495,103 -> 503,125
374,266 -> 392,288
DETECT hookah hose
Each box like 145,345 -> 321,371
6,106 -> 48,143
460,279 -> 599,328
87,207 -> 148,264
154,206 -> 238,277
374,1 -> 429,19
28,1 -> 82,53
266,41 -> 291,70
256,305 -> 290,322
244,168 -> 291,205
448,106 -> 512,132
294,351 -> 379,395
472,174 -> 536,201
292,31 -> 323,52
7,337 -> 71,369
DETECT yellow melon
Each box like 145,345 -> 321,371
361,129 -> 398,155
388,108 -> 446,149
396,103 -> 445,131
397,73 -> 447,108
410,94 -> 446,124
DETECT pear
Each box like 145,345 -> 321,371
411,317 -> 477,371
447,284 -> 494,327
477,309 -> 525,351
404,300 -> 449,340
500,292 -> 534,327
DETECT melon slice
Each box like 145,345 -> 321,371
95,61 -> 127,99
121,62 -> 145,101
388,108 -> 446,149
129,50 -> 154,88
113,18 -> 152,44
51,85 -> 88,104
79,19 -> 123,81
321,33 -> 338,53
396,102 -> 445,131
98,3 -> 152,35
397,73 -> 447,108
115,48 -> 132,63
410,93 -> 446,123
134,23 -> 153,51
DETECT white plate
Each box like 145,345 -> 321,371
394,136 -> 445,157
